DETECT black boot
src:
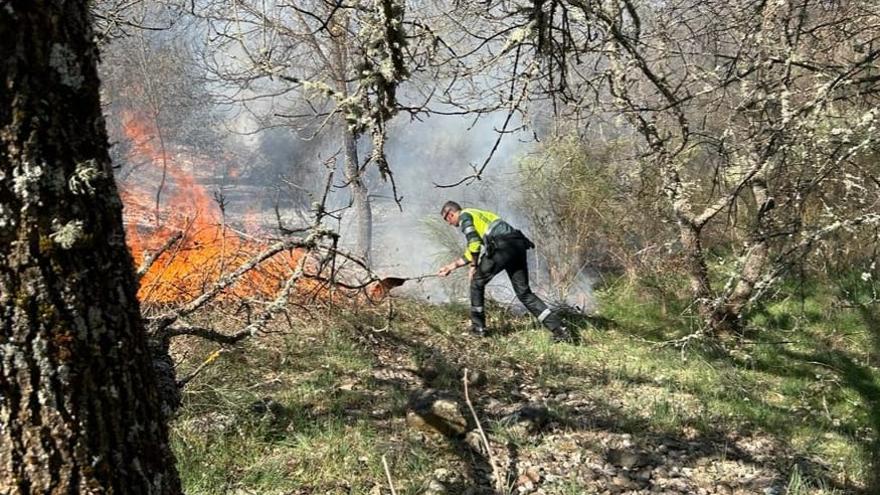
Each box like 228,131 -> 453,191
551,326 -> 573,344
470,325 -> 487,337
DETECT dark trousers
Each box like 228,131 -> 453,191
470,239 -> 562,331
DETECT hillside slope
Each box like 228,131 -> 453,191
170,291 -> 877,494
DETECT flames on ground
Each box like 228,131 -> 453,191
119,110 -> 307,305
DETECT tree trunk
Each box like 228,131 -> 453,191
0,2 -> 181,493
329,12 -> 372,265
677,220 -> 721,329
723,240 -> 769,321
722,178 -> 773,322
342,123 -> 373,265
849,303 -> 880,493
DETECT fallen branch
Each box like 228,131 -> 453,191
655,327 -> 707,348
178,236 -> 316,317
161,254 -> 309,396
165,324 -> 254,345
462,368 -> 504,494
150,233 -> 319,333
654,322 -> 731,361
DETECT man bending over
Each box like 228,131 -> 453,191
437,201 -> 572,343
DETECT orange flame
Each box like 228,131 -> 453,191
119,110 -> 301,305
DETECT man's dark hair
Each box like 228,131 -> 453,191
441,201 -> 462,216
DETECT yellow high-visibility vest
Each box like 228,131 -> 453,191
459,208 -> 501,262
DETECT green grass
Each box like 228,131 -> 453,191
170,278 -> 879,494
170,316 -> 467,494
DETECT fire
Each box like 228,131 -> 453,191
119,110 -> 300,305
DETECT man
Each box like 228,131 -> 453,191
437,201 -> 572,342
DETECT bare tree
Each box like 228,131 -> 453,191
0,1 -> 181,491
98,7 -> 222,167
91,0 -> 180,43
192,0 -> 413,265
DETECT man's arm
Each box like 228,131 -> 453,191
459,212 -> 482,266
438,212 -> 482,276
437,257 -> 467,277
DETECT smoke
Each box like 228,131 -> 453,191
360,110 -> 595,312
364,111 -> 529,303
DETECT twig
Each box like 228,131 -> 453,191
381,455 -> 398,495
435,54 -> 533,189
176,348 -> 224,387
369,297 -> 395,333
654,329 -> 704,348
137,231 -> 183,279
737,340 -> 797,345
138,218 -> 196,303
462,368 -> 504,494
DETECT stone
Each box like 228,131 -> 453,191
614,473 -> 636,486
462,368 -> 488,387
423,479 -> 447,495
605,448 -> 646,469
502,404 -> 550,435
464,430 -> 487,454
635,467 -> 653,481
524,466 -> 541,483
406,390 -> 468,437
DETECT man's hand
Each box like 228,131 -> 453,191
468,265 -> 476,281
437,263 -> 455,277
438,259 -> 467,277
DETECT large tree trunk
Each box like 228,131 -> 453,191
0,2 -> 181,493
